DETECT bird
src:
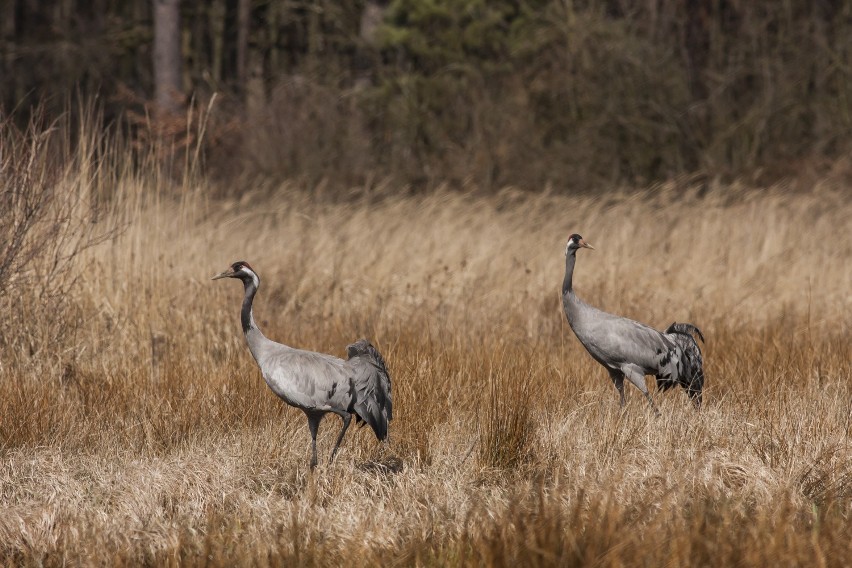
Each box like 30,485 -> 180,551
561,234 -> 705,411
212,261 -> 392,468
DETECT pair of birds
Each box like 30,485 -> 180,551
213,233 -> 704,468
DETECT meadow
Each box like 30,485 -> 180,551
0,122 -> 850,565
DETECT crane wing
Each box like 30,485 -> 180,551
346,339 -> 393,440
577,309 -> 674,371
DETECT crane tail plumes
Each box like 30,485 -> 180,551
657,322 -> 705,406
347,339 -> 393,440
665,322 -> 705,344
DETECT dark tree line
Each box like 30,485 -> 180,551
2,0 -> 852,191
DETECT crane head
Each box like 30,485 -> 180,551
212,261 -> 256,281
565,234 -> 595,255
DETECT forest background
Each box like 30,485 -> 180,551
4,0 -> 852,191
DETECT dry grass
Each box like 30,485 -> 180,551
0,167 -> 850,566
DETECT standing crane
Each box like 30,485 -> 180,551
213,261 -> 392,468
561,234 -> 705,411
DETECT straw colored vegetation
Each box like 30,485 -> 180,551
0,132 -> 850,565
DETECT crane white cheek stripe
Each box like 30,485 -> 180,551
242,268 -> 260,290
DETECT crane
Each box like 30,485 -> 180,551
561,234 -> 705,411
213,261 -> 392,468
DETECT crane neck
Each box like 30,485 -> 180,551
238,272 -> 279,365
241,275 -> 261,334
562,249 -> 577,297
562,250 -> 586,330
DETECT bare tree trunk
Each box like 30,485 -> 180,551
153,0 -> 182,113
359,1 -> 384,46
355,1 -> 385,88
209,0 -> 226,85
1,0 -> 16,107
236,0 -> 250,89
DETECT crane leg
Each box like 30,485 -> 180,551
643,391 -> 661,416
306,412 -> 323,469
608,370 -> 626,407
687,376 -> 703,409
624,371 -> 660,416
329,412 -> 352,464
689,389 -> 702,409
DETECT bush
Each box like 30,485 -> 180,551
0,108 -> 116,370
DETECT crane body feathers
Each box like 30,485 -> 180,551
564,294 -> 677,375
251,340 -> 350,412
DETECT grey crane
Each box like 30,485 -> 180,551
561,234 -> 705,411
213,261 -> 392,468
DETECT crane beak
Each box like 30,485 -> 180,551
580,239 -> 595,250
211,269 -> 234,280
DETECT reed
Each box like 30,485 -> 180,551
0,117 -> 849,565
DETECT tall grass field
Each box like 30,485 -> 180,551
0,118 -> 850,566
